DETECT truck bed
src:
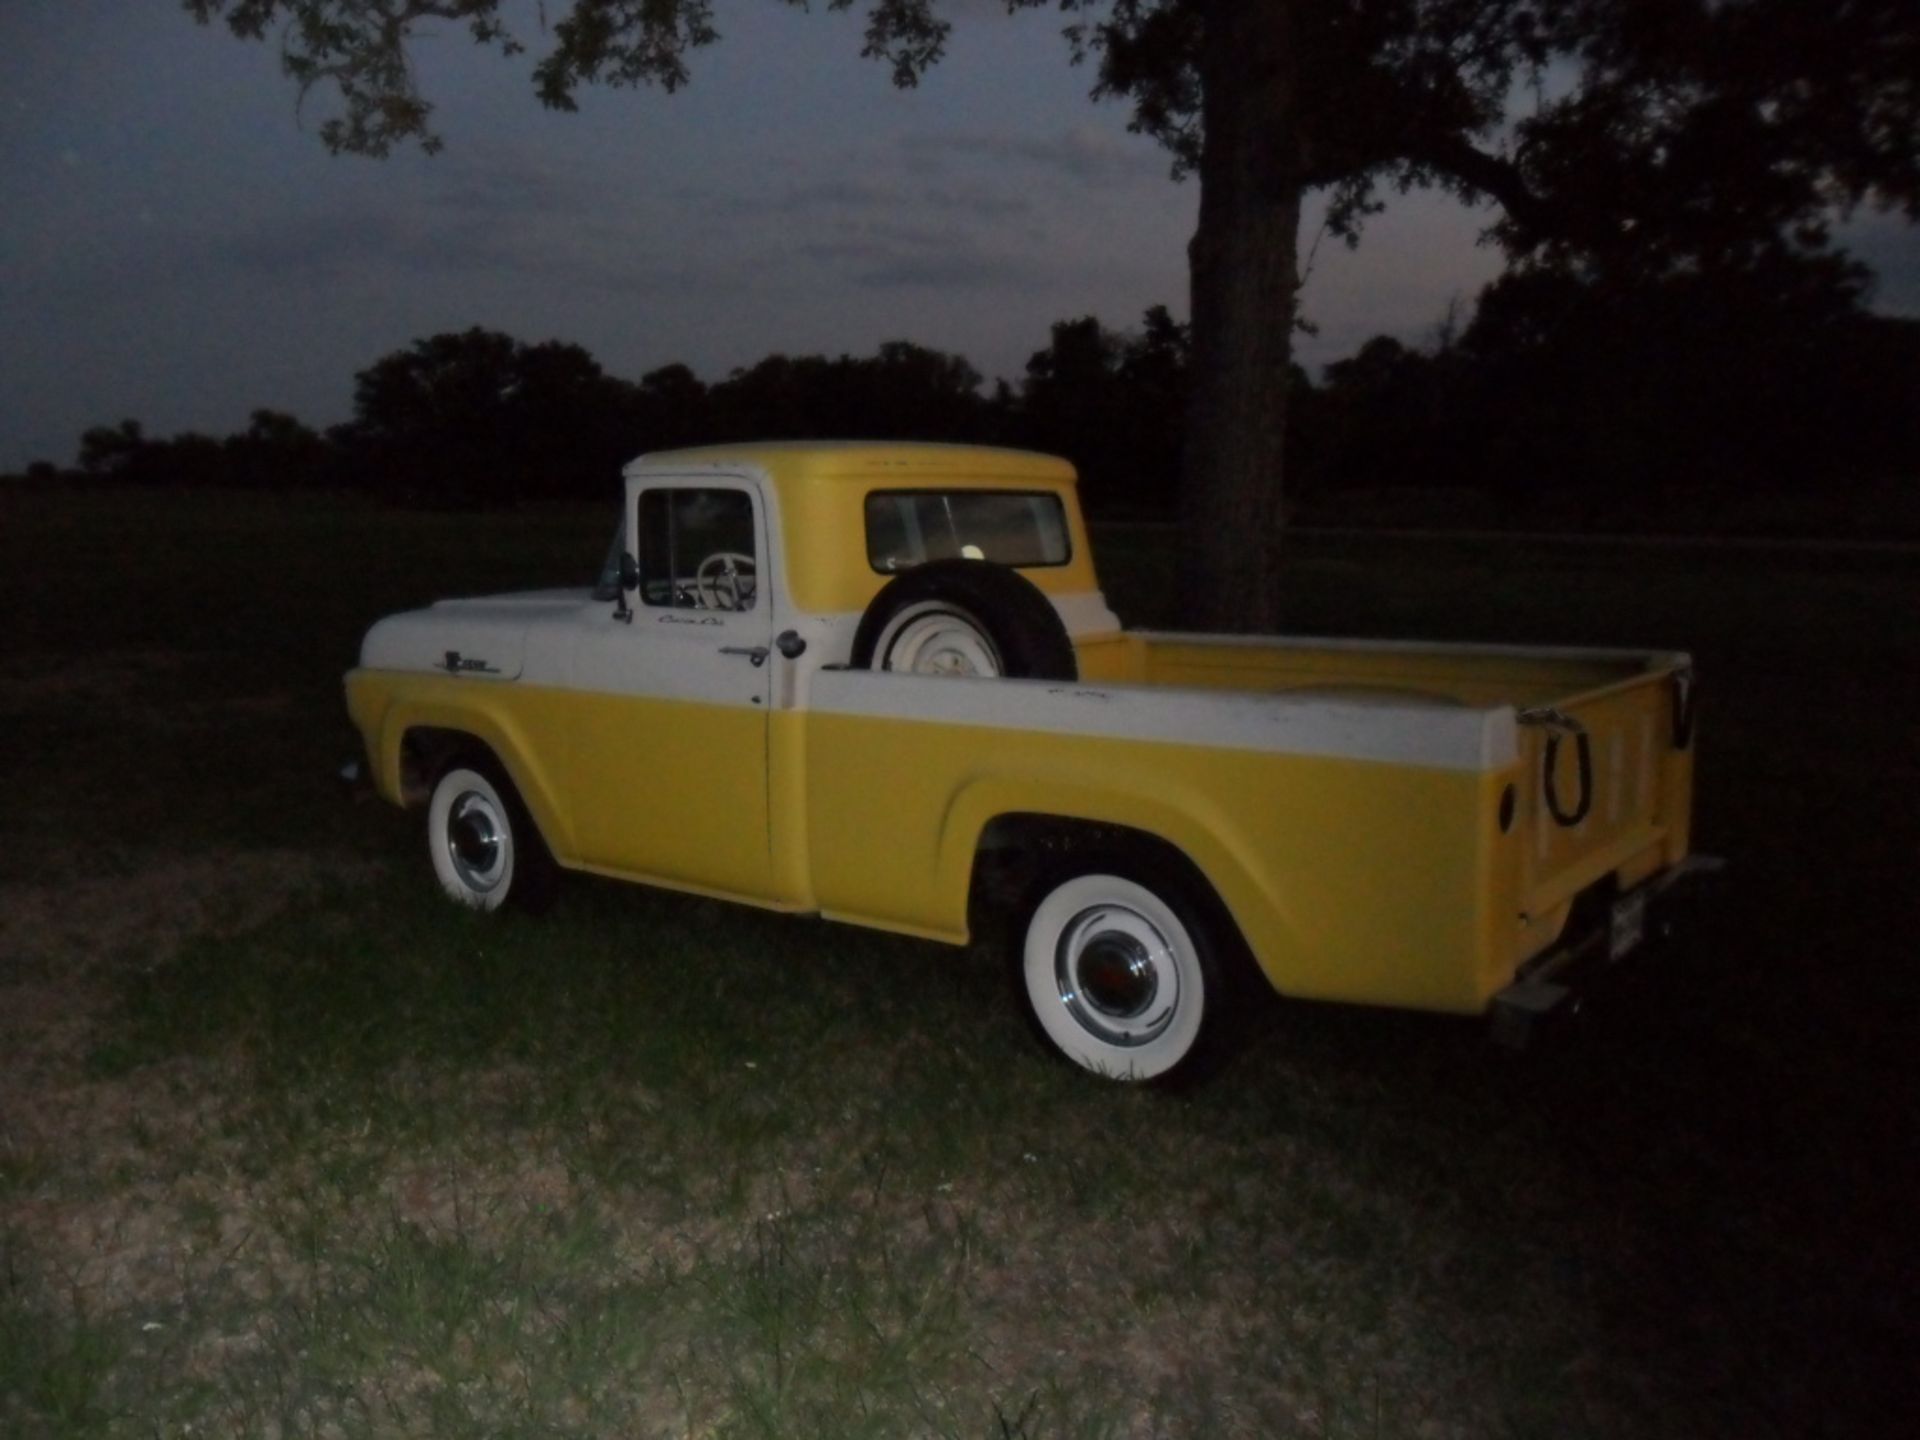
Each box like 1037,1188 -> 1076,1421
804,630 -> 1695,1011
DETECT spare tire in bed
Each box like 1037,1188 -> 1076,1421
850,559 -> 1078,681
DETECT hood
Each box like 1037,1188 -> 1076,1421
358,588 -> 591,679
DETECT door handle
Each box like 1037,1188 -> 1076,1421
720,645 -> 770,668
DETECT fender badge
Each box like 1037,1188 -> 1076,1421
440,650 -> 501,675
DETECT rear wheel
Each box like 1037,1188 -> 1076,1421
426,763 -> 556,913
1019,863 -> 1228,1082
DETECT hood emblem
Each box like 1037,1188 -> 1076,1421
439,650 -> 501,675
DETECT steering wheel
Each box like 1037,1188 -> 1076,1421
695,551 -> 757,611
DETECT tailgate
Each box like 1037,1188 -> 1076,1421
1514,656 -> 1696,940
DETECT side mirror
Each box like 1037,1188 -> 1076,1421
609,551 -> 641,623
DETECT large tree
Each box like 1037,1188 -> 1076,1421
189,1 -> 1918,627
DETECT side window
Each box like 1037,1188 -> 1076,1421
637,488 -> 759,611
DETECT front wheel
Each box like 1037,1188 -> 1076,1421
1019,866 -> 1228,1083
426,763 -> 555,913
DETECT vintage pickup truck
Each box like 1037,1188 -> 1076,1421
345,442 -> 1708,1080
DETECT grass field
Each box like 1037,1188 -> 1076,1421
2,486 -> 1915,1438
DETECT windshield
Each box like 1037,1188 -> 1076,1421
865,490 -> 1070,573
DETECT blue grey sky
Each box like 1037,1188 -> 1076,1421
2,1 -> 1914,473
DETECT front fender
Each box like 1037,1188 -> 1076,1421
345,669 -> 574,858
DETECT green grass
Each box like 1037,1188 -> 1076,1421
2,484 -> 1916,1437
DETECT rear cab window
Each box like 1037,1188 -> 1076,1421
865,491 -> 1070,574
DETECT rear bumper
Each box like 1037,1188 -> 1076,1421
1489,853 -> 1724,1047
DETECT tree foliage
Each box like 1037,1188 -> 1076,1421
186,1 -> 1919,267
45,298 -> 1920,533
1018,306 -> 1191,514
186,0 -> 1920,619
1310,262 -> 1920,527
337,328 -> 638,504
74,411 -> 331,489
78,419 -> 148,477
331,329 -> 1003,506
705,342 -> 992,444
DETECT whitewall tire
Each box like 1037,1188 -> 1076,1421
427,764 -> 553,912
1020,869 -> 1221,1082
873,600 -> 1004,677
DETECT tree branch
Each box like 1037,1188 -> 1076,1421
1406,131 -> 1554,238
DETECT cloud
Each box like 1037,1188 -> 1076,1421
913,185 -> 1032,220
792,217 -> 1039,291
208,205 -> 513,283
212,209 -> 409,281
708,174 -> 1033,222
196,146 -> 714,301
199,141 -> 600,284
854,250 -> 1037,289
758,178 -> 900,213
417,150 -> 578,220
901,124 -> 1163,185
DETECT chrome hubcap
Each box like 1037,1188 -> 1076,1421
1076,932 -> 1159,1018
1055,904 -> 1176,1047
446,793 -> 505,892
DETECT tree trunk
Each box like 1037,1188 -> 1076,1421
1180,0 -> 1303,633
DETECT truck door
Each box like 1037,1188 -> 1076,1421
566,481 -> 774,898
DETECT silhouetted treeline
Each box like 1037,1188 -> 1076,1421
1301,262 -> 1920,529
65,411 -> 337,493
29,320 -> 1192,515
20,273 -> 1919,532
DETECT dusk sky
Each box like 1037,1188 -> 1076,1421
4,1 -> 1915,475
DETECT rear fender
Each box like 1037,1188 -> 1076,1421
935,771 -> 1302,995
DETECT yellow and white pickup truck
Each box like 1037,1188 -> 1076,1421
345,442 -> 1708,1080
